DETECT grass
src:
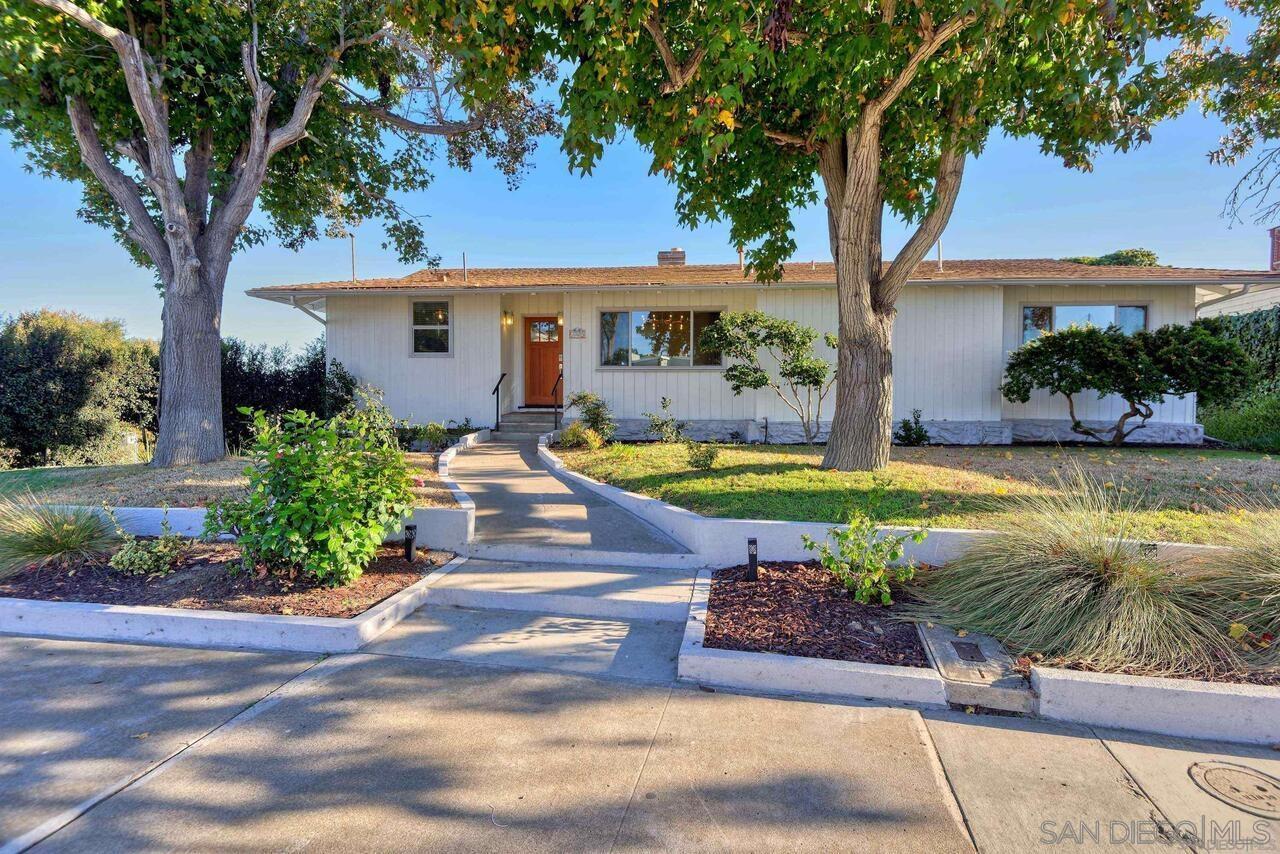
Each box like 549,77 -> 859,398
554,442 -> 1280,545
913,469 -> 1264,679
0,453 -> 457,509
0,493 -> 118,577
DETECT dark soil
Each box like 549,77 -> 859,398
704,561 -> 929,668
0,544 -> 454,618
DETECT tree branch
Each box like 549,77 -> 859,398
183,127 -> 214,233
763,127 -> 819,152
642,10 -> 709,95
342,102 -> 484,137
65,95 -> 172,282
876,144 -> 966,310
871,11 -> 977,113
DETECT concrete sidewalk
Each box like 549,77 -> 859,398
7,632 -> 1280,852
448,438 -> 687,554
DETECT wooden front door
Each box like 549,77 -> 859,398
523,316 -> 563,406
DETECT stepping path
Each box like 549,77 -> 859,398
448,437 -> 689,558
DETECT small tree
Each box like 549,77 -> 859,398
700,310 -> 836,445
1001,321 -> 1251,446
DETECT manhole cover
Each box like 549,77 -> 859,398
1187,761 -> 1280,819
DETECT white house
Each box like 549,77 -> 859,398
249,250 -> 1275,445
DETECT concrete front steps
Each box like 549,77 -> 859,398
426,558 -> 695,623
493,409 -> 558,440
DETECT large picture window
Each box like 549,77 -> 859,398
600,310 -> 722,367
1022,304 -> 1147,344
411,300 -> 450,354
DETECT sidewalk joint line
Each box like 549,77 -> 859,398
610,683 -> 674,851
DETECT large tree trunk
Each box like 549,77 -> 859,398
819,121 -> 898,471
151,268 -> 226,466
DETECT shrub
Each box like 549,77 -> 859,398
686,441 -> 719,470
559,422 -> 604,450
643,397 -> 687,443
0,445 -> 20,471
106,508 -> 187,578
802,513 -> 927,605
1190,502 -> 1280,660
699,311 -> 837,445
916,468 -> 1247,677
566,392 -> 616,441
397,421 -> 449,451
0,310 -> 156,466
1201,391 -> 1280,453
1207,305 -> 1280,404
1001,320 -> 1251,445
204,393 -> 413,587
0,493 -> 117,578
893,409 -> 931,446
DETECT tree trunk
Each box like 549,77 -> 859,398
151,268 -> 226,466
819,122 -> 897,471
822,285 -> 896,470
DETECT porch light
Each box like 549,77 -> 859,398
557,313 -> 564,326
502,310 -> 514,329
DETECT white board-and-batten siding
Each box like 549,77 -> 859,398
323,282 -> 1201,434
326,293 -> 501,427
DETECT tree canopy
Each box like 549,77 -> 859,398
1062,248 -> 1160,266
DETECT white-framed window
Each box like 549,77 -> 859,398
599,309 -> 722,367
411,299 -> 451,355
1022,304 -> 1148,344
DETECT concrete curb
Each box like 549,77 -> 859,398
1031,666 -> 1280,745
396,429 -> 489,550
536,437 -> 1227,567
676,569 -> 949,707
0,556 -> 467,653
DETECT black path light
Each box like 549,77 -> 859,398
747,537 -> 758,581
404,524 -> 418,563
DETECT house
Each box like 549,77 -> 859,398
1197,227 -> 1280,317
249,249 -> 1275,445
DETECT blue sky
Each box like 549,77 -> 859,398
0,8 -> 1269,348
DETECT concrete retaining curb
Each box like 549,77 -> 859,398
537,436 -> 1226,567
0,556 -> 467,653
1032,666 -> 1280,745
395,428 -> 489,550
676,570 -> 949,706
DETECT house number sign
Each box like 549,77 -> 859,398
568,327 -> 587,339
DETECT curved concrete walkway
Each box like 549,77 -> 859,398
448,438 -> 687,555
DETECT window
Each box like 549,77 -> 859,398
412,300 -> 450,354
599,310 -> 722,367
528,319 -> 560,342
1022,304 -> 1147,344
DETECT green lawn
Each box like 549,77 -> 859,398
554,443 -> 1280,545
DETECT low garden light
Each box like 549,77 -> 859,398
747,537 -> 758,581
404,524 -> 418,563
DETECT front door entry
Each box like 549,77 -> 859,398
524,316 -> 563,406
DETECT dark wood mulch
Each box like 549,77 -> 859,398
704,560 -> 929,668
0,544 -> 454,619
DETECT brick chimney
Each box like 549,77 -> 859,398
657,247 -> 686,266
1271,227 -> 1280,272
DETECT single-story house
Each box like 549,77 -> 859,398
1197,227 -> 1280,317
249,249 -> 1275,445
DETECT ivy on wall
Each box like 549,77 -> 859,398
1216,306 -> 1280,402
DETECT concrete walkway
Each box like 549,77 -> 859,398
448,438 -> 687,555
6,631 -> 1280,852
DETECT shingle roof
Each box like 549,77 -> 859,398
248,258 -> 1276,297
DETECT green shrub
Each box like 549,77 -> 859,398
0,493 -> 117,578
1208,305 -> 1280,404
566,391 -> 616,441
1201,392 -> 1280,453
0,446 -> 18,471
643,397 -> 687,443
397,421 -> 449,451
1190,503 -> 1280,661
893,409 -> 931,446
204,393 -> 413,587
917,469 -> 1247,677
802,513 -> 927,605
686,441 -> 719,471
559,422 -> 604,450
104,507 -> 187,577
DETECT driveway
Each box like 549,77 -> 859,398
4,630 -> 1279,852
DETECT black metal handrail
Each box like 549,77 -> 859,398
551,372 -> 564,431
491,372 -> 507,432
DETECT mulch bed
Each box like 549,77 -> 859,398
704,560 -> 929,668
0,544 -> 454,619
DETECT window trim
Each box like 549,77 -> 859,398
596,307 -> 725,370
409,296 -> 454,358
1020,300 -> 1151,345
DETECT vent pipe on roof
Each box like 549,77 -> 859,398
463,251 -> 468,282
738,246 -> 744,272
936,239 -> 943,273
658,247 -> 686,266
